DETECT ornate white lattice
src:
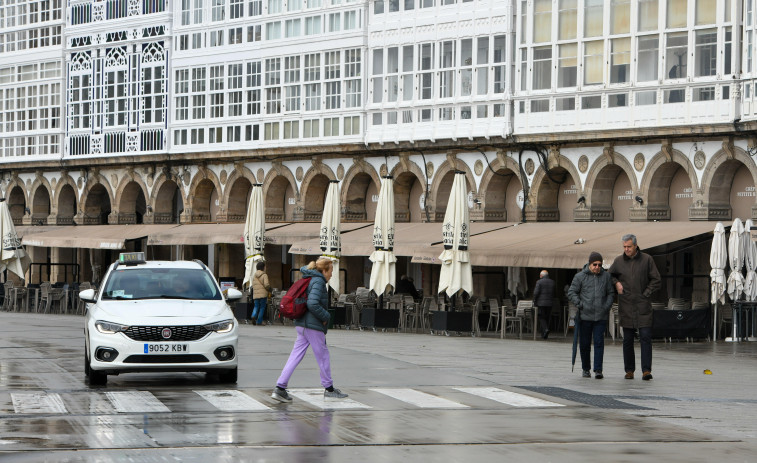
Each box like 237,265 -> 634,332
142,42 -> 165,63
126,134 -> 139,152
70,52 -> 92,72
93,3 -> 105,22
91,135 -> 103,154
93,33 -> 105,45
105,47 -> 128,67
128,0 -> 141,16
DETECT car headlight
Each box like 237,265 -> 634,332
95,320 -> 130,334
204,319 -> 234,333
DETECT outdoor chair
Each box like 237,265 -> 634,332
718,303 -> 734,339
10,284 -> 27,313
419,296 -> 434,332
486,297 -> 501,333
76,282 -> 93,315
3,281 -> 14,311
402,295 -> 419,332
516,300 -> 534,334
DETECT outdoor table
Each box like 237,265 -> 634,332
728,301 -> 757,342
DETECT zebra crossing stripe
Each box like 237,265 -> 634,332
288,389 -> 371,409
371,388 -> 469,409
105,391 -> 171,413
11,392 -> 67,414
454,387 -> 565,408
195,390 -> 270,411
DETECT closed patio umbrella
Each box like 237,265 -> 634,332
743,219 -> 757,302
0,198 -> 31,280
320,180 -> 341,294
710,222 -> 726,340
369,176 -> 396,295
437,171 -> 472,297
727,218 -> 745,301
243,184 -> 265,291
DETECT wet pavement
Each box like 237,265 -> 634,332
1,312 -> 756,462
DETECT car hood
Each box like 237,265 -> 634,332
93,299 -> 231,324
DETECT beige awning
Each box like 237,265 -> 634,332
411,221 -> 718,268
273,222 -> 371,248
289,222 -> 513,256
22,224 -> 180,249
15,225 -> 69,237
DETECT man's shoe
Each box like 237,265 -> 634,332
251,319 -> 257,326
582,370 -> 591,378
324,388 -> 348,400
543,330 -> 549,340
642,371 -> 653,381
624,371 -> 634,380
595,371 -> 603,379
271,386 -> 293,403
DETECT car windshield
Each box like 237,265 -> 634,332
101,268 -> 223,301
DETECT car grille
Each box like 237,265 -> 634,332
124,354 -> 209,363
123,325 -> 209,341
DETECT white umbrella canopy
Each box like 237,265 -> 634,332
243,184 -> 265,290
0,199 -> 31,280
507,267 -> 528,298
727,218 -> 745,301
319,180 -> 341,293
710,222 -> 727,305
369,176 -> 396,295
437,171 -> 473,297
744,219 -> 757,301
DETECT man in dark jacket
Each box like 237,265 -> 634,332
568,252 -> 615,379
533,270 -> 555,339
609,234 -> 661,381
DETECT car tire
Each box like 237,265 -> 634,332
84,351 -> 91,377
218,367 -> 238,384
88,369 -> 107,386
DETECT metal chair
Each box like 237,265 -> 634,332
486,297 -> 501,332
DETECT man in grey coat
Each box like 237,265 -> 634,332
533,270 -> 555,339
568,251 -> 615,379
609,234 -> 661,381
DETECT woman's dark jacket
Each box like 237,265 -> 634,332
567,264 -> 615,322
295,266 -> 331,333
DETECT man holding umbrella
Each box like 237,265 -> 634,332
568,252 -> 615,379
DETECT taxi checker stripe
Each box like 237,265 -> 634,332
371,388 -> 469,409
11,392 -> 68,414
195,390 -> 270,411
454,387 -> 565,408
105,391 -> 171,413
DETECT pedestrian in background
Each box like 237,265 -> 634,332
609,234 -> 661,381
533,270 -> 555,339
272,257 -> 348,403
568,252 -> 615,379
251,261 -> 271,326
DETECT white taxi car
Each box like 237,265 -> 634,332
81,252 -> 243,386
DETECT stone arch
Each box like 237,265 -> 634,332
341,162 -> 380,222
114,174 -> 149,224
301,173 -> 332,221
263,167 -> 298,222
29,176 -> 53,225
430,159 -> 476,222
478,155 -> 523,222
701,146 -> 757,220
224,168 -> 255,222
78,175 -> 114,224
187,168 -> 223,223
392,170 -> 426,223
639,149 -> 698,221
55,180 -> 78,225
53,173 -> 78,211
6,181 -> 28,225
150,172 -> 185,224
299,163 -> 336,198
529,154 -> 582,222
583,154 -> 638,222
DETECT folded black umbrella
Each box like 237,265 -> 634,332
571,310 -> 581,372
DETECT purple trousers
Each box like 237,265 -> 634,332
276,326 -> 333,389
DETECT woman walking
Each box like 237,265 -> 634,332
272,257 -> 348,402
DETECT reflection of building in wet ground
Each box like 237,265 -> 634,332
1,1 -> 755,322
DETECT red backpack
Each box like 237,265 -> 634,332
279,278 -> 311,320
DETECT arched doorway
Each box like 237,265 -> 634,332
648,162 -> 691,221
8,186 -> 26,225
394,172 -> 424,222
31,186 -> 51,225
57,184 -> 77,225
119,181 -> 147,224
303,174 -> 330,221
266,175 -> 296,221
154,179 -> 183,224
434,170 -> 473,222
227,177 -> 252,222
483,168 -> 521,222
590,165 -> 634,221
534,168 -> 576,221
344,172 -> 378,221
192,179 -> 218,222
82,184 -> 112,224
710,160 -> 755,220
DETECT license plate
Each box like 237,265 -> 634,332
144,343 -> 188,354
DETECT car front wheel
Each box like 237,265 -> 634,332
218,367 -> 238,384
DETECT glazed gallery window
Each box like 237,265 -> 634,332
694,29 -> 717,77
209,65 -> 224,118
532,46 -> 551,90
695,0 -> 716,25
583,40 -> 603,85
228,64 -> 243,116
246,61 -> 261,115
533,0 -> 551,43
584,0 -> 603,37
667,0 -> 687,28
558,0 -> 577,41
611,0 -> 630,35
558,43 -> 577,88
610,38 -> 630,84
637,36 -> 659,82
665,32 -> 688,80
638,0 -> 658,31
191,67 -> 206,119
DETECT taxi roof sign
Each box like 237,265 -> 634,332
119,252 -> 146,265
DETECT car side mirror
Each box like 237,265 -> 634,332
79,288 -> 96,303
225,288 -> 243,302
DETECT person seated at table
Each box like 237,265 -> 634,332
395,275 -> 419,299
